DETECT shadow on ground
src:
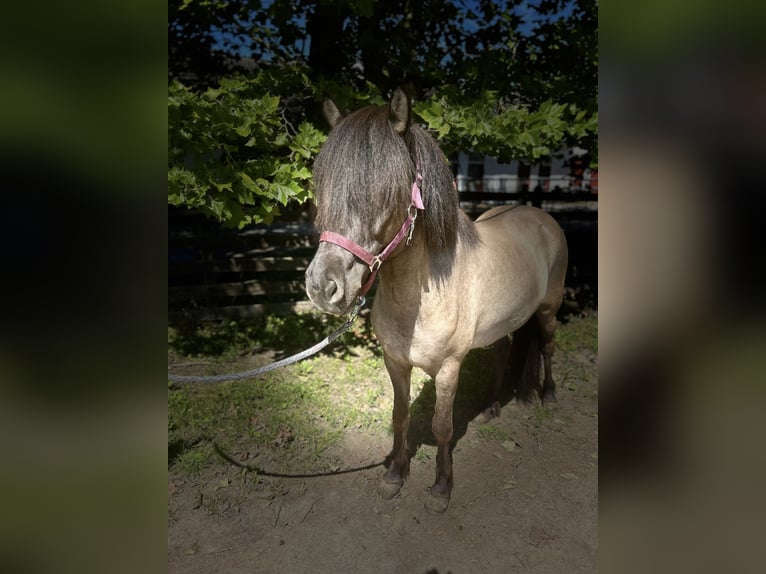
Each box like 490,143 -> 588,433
394,280 -> 594,477
168,308 -> 381,360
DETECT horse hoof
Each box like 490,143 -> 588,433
541,389 -> 557,405
425,491 -> 450,514
378,477 -> 403,500
480,401 -> 502,422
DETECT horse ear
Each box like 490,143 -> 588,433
388,87 -> 411,135
322,98 -> 345,128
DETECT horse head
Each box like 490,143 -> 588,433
306,88 -> 417,315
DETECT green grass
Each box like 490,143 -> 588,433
533,404 -> 554,425
168,362 -> 392,474
555,311 -> 598,354
475,423 -> 511,443
168,310 -> 391,475
414,444 -> 436,464
173,442 -> 216,477
168,310 -> 597,477
169,309 -> 378,360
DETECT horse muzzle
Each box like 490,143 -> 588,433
305,245 -> 365,316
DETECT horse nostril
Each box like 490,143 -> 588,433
306,259 -> 346,310
324,279 -> 339,301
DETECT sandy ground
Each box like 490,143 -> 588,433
168,346 -> 597,574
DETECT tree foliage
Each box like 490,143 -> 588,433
415,90 -> 597,164
168,72 -> 326,227
169,0 -> 598,228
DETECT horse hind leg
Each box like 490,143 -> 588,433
537,229 -> 567,404
507,316 -> 541,403
379,355 -> 412,500
536,306 -> 560,404
482,335 -> 511,420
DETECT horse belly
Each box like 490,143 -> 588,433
471,309 -> 535,349
470,285 -> 544,347
468,243 -> 550,348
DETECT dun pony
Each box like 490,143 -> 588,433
306,88 -> 568,512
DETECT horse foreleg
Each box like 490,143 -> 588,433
426,357 -> 461,513
379,355 -> 412,500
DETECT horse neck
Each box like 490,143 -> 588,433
378,230 -> 431,292
378,215 -> 468,296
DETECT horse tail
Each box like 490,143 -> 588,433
509,315 -> 541,403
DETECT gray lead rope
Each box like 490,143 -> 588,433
168,297 -> 365,384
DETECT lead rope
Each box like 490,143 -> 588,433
167,297 -> 366,385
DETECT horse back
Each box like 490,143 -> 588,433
474,205 -> 567,274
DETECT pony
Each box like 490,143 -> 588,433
305,88 -> 568,512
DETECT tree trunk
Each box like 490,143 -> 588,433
307,2 -> 348,80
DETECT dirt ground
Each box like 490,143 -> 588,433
168,338 -> 597,574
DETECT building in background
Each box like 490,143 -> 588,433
451,147 -> 597,195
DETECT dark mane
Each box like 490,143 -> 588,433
313,104 -> 479,253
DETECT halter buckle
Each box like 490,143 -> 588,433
406,217 -> 416,246
369,256 -> 383,273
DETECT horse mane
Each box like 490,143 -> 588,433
313,104 -> 479,255
409,125 -> 480,251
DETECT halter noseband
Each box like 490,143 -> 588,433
319,167 -> 425,297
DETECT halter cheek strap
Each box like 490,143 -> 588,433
319,168 -> 424,297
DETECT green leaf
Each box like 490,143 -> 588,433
239,172 -> 259,191
292,166 -> 312,180
212,181 -> 233,192
234,122 -> 251,137
209,199 -> 225,219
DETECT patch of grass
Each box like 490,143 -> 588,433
558,363 -> 597,397
169,309 -> 379,360
167,315 -> 293,358
556,312 -> 598,354
475,424 -> 510,443
298,353 -> 391,433
173,442 -> 217,476
533,404 -> 554,425
414,444 -> 435,464
168,326 -> 393,477
317,428 -> 344,455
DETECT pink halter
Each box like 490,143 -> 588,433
319,168 -> 425,297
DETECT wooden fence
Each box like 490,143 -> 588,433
169,193 -> 597,324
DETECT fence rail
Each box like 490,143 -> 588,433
459,190 -> 596,204
169,195 -> 596,324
